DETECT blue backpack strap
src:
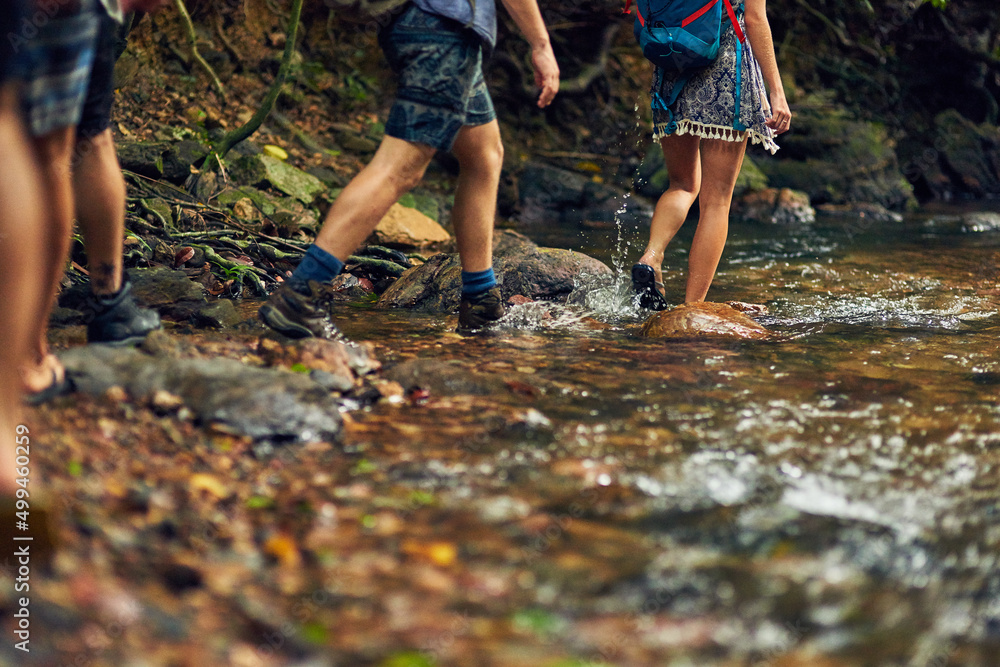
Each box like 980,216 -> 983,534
652,67 -> 696,134
724,0 -> 748,131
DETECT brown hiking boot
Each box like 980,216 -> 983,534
457,286 -> 505,331
258,280 -> 343,339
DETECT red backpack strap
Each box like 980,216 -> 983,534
723,0 -> 746,42
624,0 -> 633,14
682,0 -> 720,27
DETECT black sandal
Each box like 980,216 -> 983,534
24,368 -> 74,406
631,263 -> 670,311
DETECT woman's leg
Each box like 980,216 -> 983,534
685,136 -> 748,302
638,133 -> 702,291
0,85 -> 45,495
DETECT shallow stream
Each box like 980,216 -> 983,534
329,205 -> 1000,665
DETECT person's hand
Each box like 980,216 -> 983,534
531,43 -> 560,108
766,94 -> 792,134
121,0 -> 169,13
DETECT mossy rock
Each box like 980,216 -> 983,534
756,107 -> 915,209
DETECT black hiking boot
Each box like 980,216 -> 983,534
85,278 -> 162,345
631,263 -> 670,311
457,286 -> 505,331
258,280 -> 343,339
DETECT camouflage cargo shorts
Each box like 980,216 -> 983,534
378,4 -> 496,152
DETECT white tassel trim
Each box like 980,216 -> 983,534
653,119 -> 779,155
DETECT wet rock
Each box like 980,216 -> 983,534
923,211 -> 1000,235
640,302 -> 773,340
816,202 -> 903,224
129,267 -> 208,321
735,187 -> 816,225
60,345 -> 345,443
193,299 -> 242,329
369,202 -> 451,249
377,230 -> 611,313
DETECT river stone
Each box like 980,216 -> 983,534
60,345 -> 344,443
370,202 -> 451,248
640,302 -> 773,340
377,230 -> 612,313
735,187 -> 816,225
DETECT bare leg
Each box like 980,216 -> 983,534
449,121 -> 504,273
0,86 -> 46,495
73,128 -> 125,296
685,136 -> 747,302
313,135 -> 436,262
23,126 -> 76,394
638,133 -> 701,293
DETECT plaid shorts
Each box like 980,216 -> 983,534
17,0 -> 101,136
378,4 -> 496,152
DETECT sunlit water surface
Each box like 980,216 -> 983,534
329,207 -> 1000,664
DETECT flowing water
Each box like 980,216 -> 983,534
313,207 -> 1000,665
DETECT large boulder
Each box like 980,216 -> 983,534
918,109 -> 1000,199
518,161 -> 651,229
377,230 -> 611,313
755,105 -> 915,210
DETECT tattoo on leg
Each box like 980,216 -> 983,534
93,262 -> 118,293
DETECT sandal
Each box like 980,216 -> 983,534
631,263 -> 670,311
22,355 -> 74,406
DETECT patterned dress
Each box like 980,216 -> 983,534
651,2 -> 778,154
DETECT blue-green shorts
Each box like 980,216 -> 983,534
378,4 -> 496,152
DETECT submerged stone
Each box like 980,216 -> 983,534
640,302 -> 773,340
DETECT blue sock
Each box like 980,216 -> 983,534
461,268 -> 496,296
290,244 -> 345,289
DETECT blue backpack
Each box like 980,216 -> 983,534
626,0 -> 746,131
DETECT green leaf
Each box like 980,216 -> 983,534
377,651 -> 436,667
246,495 -> 274,509
67,461 -> 83,477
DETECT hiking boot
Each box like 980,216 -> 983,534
258,280 -> 342,339
85,278 -> 162,345
458,286 -> 505,331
